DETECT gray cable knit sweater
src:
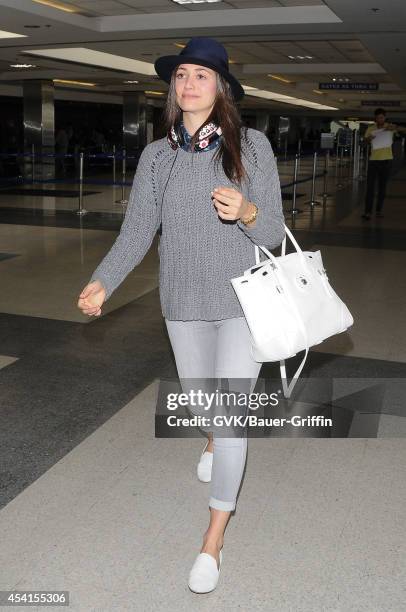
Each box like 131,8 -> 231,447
89,127 -> 286,320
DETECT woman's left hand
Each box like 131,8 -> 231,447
211,187 -> 252,221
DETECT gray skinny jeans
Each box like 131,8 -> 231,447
165,317 -> 262,512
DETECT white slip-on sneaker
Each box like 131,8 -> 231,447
197,440 -> 213,482
188,549 -> 223,593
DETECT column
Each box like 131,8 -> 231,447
23,80 -> 55,180
123,92 -> 148,168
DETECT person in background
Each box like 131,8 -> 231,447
362,108 -> 406,220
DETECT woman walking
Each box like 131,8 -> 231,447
77,37 -> 285,593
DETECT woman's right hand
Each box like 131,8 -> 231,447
77,280 -> 106,317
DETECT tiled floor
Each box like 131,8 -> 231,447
0,224 -> 159,322
1,382 -> 404,611
0,157 -> 405,611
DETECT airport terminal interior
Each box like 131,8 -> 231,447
0,1 -> 405,610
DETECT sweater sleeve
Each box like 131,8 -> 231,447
88,144 -> 160,301
237,129 -> 286,250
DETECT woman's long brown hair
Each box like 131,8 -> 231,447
162,69 -> 249,186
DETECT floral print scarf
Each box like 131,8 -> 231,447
167,119 -> 222,152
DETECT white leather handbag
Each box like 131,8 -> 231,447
231,225 -> 354,398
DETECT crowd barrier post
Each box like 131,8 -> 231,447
336,145 -> 345,189
116,148 -> 128,205
321,150 -> 330,200
290,154 -> 302,216
334,139 -> 340,177
304,152 -> 322,207
352,130 -> 360,179
112,144 -> 116,184
31,144 -> 35,183
346,144 -> 352,180
76,152 -> 88,216
297,140 -> 302,175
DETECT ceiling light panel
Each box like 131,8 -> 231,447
0,29 -> 27,39
10,63 -> 37,68
268,74 -> 293,84
54,78 -> 96,86
24,48 -> 156,75
32,0 -> 79,12
172,3 -> 233,11
243,85 -> 338,111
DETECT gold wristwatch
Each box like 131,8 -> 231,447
241,203 -> 258,226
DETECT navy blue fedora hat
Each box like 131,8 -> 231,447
154,37 -> 245,102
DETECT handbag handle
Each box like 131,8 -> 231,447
251,224 -> 310,398
269,258 -> 311,398
248,266 -> 309,399
254,224 -> 307,267
278,278 -> 309,398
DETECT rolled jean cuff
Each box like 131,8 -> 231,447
209,496 -> 235,512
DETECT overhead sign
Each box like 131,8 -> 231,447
361,100 -> 401,106
319,83 -> 379,91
